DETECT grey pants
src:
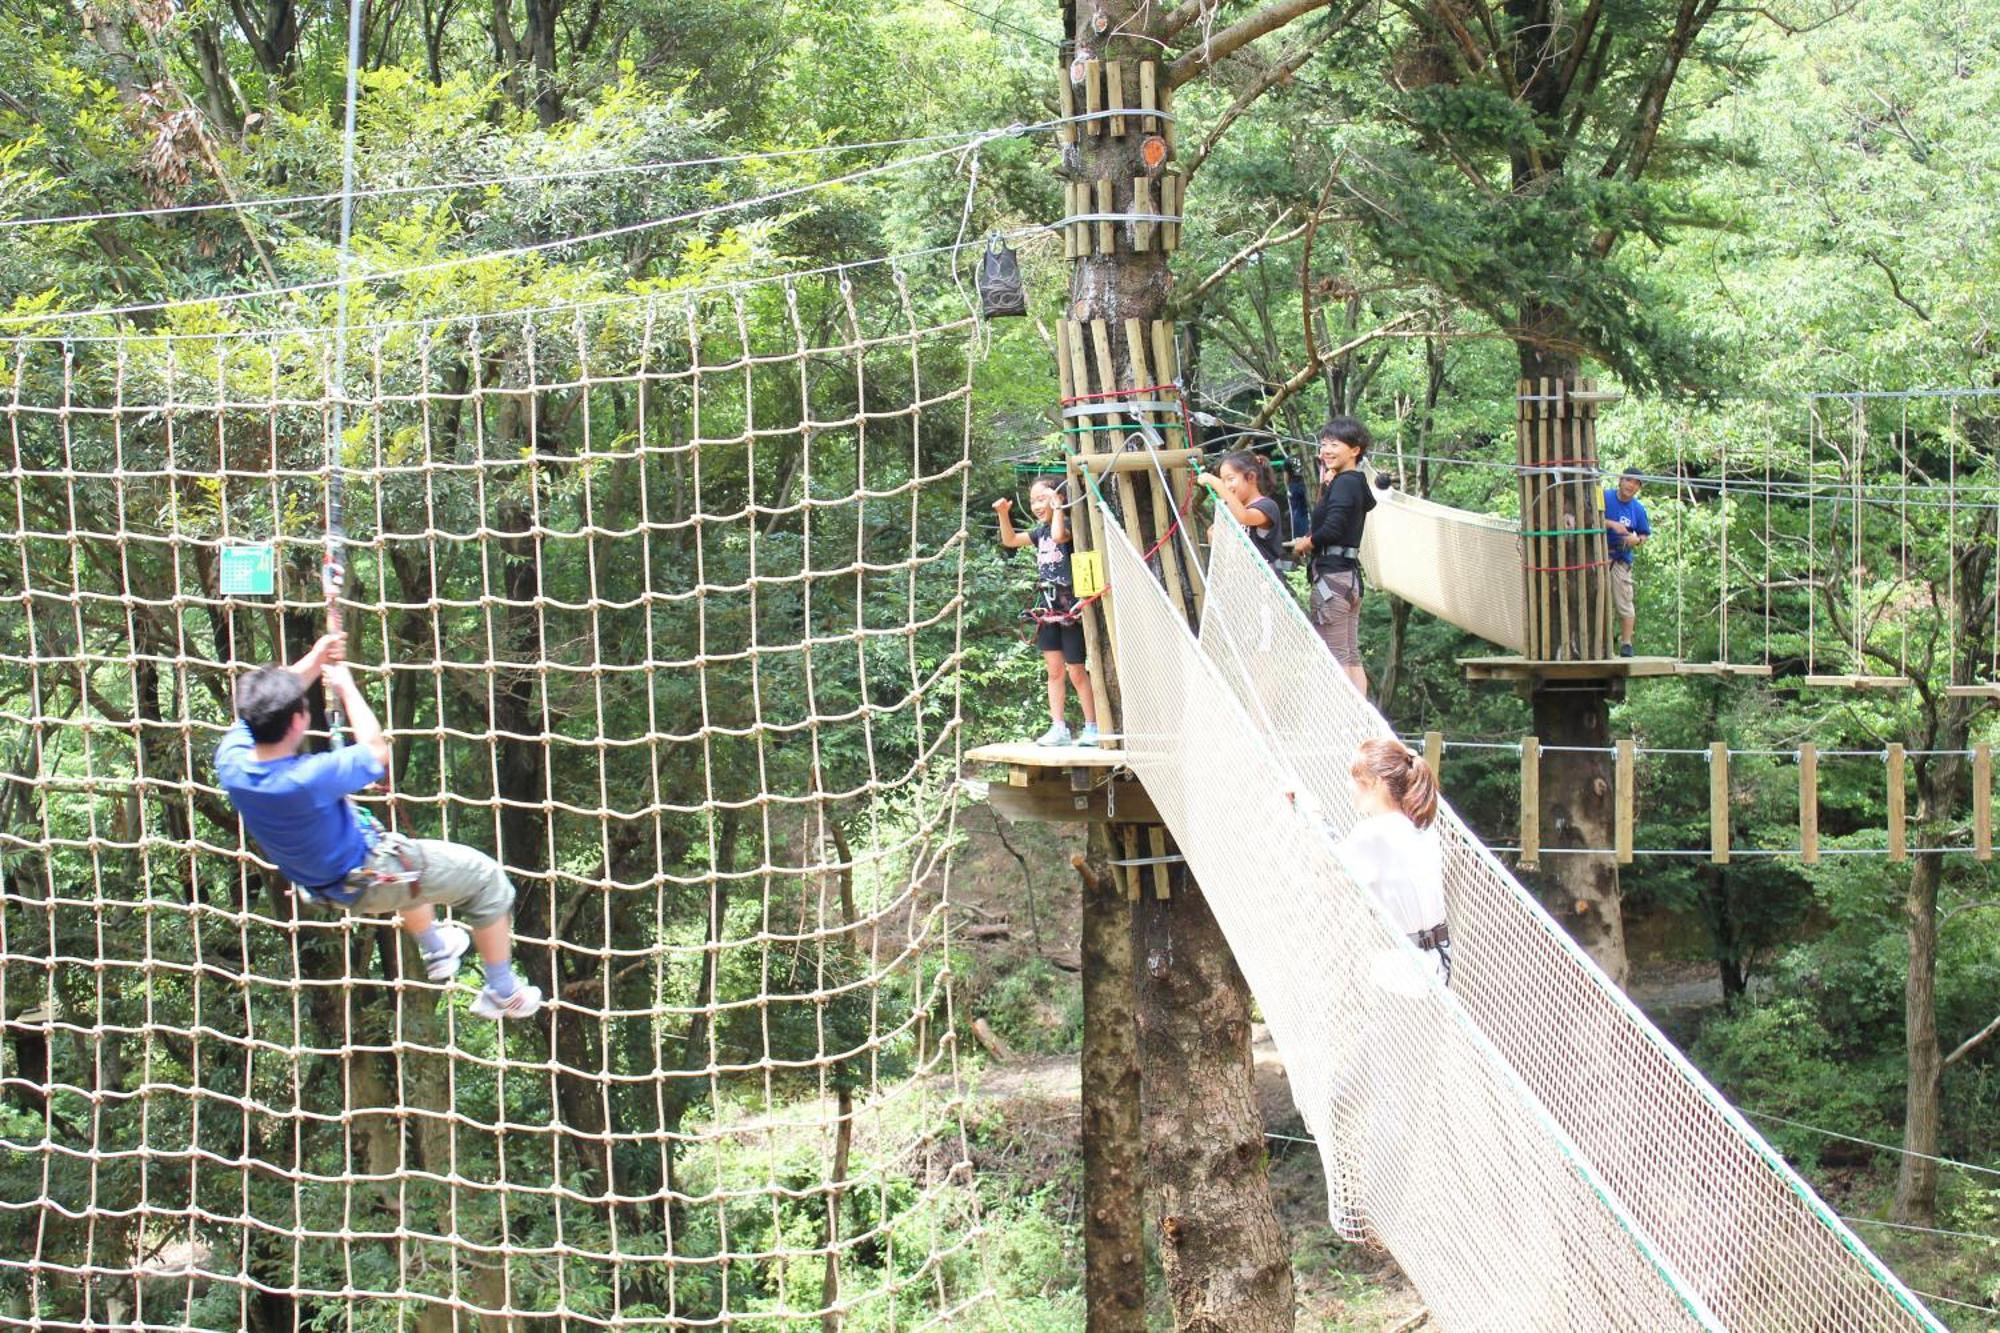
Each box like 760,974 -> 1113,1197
342,834 -> 517,928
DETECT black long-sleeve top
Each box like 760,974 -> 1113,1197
1308,469 -> 1377,574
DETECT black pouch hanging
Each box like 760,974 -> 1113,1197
977,237 -> 1027,318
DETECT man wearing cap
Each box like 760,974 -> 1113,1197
1603,469 -> 1651,658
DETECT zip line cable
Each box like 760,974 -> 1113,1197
17,221 -> 1063,346
321,0 -> 366,748
0,128 -> 1036,331
0,127 -> 1023,231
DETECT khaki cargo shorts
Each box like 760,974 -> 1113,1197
341,833 -> 517,928
1610,562 -> 1635,620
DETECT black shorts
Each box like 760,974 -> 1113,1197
1035,619 -> 1086,665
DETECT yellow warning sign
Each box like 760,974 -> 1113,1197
1071,549 -> 1105,599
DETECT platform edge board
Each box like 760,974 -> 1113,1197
964,742 -> 1131,770
1459,655 -> 1684,681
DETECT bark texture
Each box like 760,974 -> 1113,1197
1531,684 -> 1627,985
1136,881 -> 1294,1331
1080,829 -> 1145,1332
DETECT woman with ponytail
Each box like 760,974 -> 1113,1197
1336,737 -> 1450,982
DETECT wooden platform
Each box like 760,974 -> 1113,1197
1675,662 -> 1775,678
1945,684 -> 2000,700
966,741 -> 1129,776
1460,655 -> 1683,683
964,741 -> 1153,825
1799,674 -> 1912,690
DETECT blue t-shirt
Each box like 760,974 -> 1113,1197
1602,488 -> 1651,566
214,721 -> 386,890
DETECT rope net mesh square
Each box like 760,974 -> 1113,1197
1147,518 -> 1942,1330
0,268 -> 987,1329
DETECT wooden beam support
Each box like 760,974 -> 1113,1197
1106,60 -> 1127,136
987,777 -> 1161,826
1614,738 -> 1635,865
1800,742 -> 1819,867
1977,743 -> 1992,862
1423,730 -> 1443,786
1887,743 -> 1907,863
1519,736 -> 1540,868
1710,741 -> 1730,865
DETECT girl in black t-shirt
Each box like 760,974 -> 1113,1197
1198,450 -> 1284,571
994,480 -> 1101,747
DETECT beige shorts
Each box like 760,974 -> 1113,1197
1610,562 -> 1635,620
341,833 -> 517,928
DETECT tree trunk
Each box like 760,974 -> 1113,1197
1893,848 -> 1941,1225
1530,684 -> 1627,985
1080,826 -> 1144,1332
1136,879 -> 1294,1331
1061,3 -> 1296,1324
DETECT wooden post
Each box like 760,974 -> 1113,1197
1520,736 -> 1540,867
1614,738 -> 1635,865
1709,742 -> 1730,864
1800,742 -> 1819,867
1976,743 -> 1992,862
1106,60 -> 1127,136
1423,730 -> 1443,786
1887,743 -> 1907,863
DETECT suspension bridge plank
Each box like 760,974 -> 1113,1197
1945,684 -> 2000,699
1675,662 -> 1775,678
1615,739 -> 1635,865
1460,655 -> 1682,682
1887,743 -> 1907,863
1800,742 -> 1820,867
1710,742 -> 1730,864
1520,736 -> 1540,868
1976,743 -> 1992,862
1800,674 -> 1912,689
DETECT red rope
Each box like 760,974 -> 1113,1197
1060,382 -> 1183,406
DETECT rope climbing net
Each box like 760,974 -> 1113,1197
1102,508 -> 1943,1329
0,263 -> 987,1329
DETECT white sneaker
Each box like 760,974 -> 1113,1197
470,981 -> 544,1021
420,924 -> 471,982
1034,723 -> 1072,747
1076,724 -> 1100,747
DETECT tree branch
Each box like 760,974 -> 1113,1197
1944,1010 -> 2000,1068
1861,250 -> 1932,322
1183,19 -> 1341,177
1187,209 -> 1307,305
1161,0 -> 1224,41
1168,0 -> 1333,88
1250,313 -> 1421,428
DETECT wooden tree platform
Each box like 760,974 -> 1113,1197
963,741 -> 1157,825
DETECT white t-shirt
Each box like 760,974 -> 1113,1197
1337,811 -> 1445,935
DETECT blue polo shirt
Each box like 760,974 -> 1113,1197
214,721 -> 385,892
1603,488 -> 1651,566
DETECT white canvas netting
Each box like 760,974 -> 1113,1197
1104,509 -> 1943,1330
0,267 -> 986,1329
1359,481 -> 1527,655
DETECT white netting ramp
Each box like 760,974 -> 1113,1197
1190,520 -> 1944,1331
1101,514 -> 1716,1331
1358,482 -> 1528,654
0,268 -> 986,1329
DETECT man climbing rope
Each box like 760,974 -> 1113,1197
1603,468 -> 1651,657
214,632 -> 544,1020
1290,418 -> 1377,693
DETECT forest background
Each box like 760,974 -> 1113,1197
1,0 -> 1997,1326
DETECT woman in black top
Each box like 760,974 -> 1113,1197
1289,417 -> 1376,692
1197,449 -> 1285,571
